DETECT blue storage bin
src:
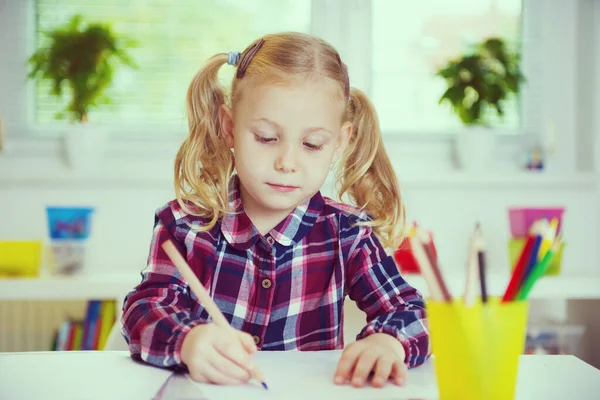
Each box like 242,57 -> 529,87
46,207 -> 95,240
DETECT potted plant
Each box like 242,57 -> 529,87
436,37 -> 524,170
28,15 -> 136,169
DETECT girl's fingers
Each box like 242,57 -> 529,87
210,347 -> 251,383
334,345 -> 365,385
215,334 -> 256,373
187,365 -> 210,383
350,350 -> 379,388
236,331 -> 258,354
391,360 -> 408,386
371,355 -> 394,388
202,357 -> 247,385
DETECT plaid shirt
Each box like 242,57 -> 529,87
121,175 -> 430,369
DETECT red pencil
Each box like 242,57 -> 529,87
502,235 -> 535,302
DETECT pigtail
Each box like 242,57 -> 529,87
336,87 -> 406,249
174,53 -> 234,230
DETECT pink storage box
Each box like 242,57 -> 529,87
508,207 -> 565,237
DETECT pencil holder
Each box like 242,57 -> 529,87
508,207 -> 564,237
427,297 -> 528,400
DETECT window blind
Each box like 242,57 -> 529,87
33,0 -> 311,131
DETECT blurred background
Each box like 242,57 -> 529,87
0,0 -> 598,368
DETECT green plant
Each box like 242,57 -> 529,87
436,37 -> 525,127
27,15 -> 136,123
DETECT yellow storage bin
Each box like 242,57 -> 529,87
508,238 -> 564,276
0,240 -> 43,277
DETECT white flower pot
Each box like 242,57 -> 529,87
454,126 -> 496,170
64,123 -> 108,169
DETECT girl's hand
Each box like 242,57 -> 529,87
181,323 -> 258,385
334,333 -> 408,388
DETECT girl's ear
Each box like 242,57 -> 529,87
333,121 -> 352,162
219,104 -> 235,148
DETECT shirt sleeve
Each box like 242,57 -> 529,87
346,226 -> 431,368
120,208 -> 207,369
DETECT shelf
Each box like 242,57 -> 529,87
1,273 -> 599,301
404,274 -> 600,300
0,274 -> 140,301
394,172 -> 598,190
1,166 -> 596,191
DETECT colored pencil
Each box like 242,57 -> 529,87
161,240 -> 268,389
463,226 -> 479,306
538,218 -> 558,261
517,236 -> 562,300
502,235 -> 535,302
475,224 -> 488,303
519,229 -> 544,293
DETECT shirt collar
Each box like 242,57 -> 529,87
220,175 -> 324,250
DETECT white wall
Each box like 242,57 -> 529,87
0,0 -> 598,365
1,174 -> 597,280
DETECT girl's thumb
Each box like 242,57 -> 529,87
237,331 -> 258,354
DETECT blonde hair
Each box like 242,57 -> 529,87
175,32 -> 405,249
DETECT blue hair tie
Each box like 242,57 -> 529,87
227,51 -> 241,66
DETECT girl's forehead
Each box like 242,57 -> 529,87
234,77 -> 345,115
236,75 -> 343,100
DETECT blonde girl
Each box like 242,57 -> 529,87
121,32 -> 430,389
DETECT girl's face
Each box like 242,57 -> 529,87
221,78 -> 351,221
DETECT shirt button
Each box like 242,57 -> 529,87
253,335 -> 261,345
261,278 -> 272,289
266,236 -> 275,245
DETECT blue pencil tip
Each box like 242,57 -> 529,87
261,382 -> 268,390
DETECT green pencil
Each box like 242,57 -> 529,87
517,237 -> 561,300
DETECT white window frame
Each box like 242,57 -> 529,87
0,0 -> 596,186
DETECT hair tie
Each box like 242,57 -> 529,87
227,51 -> 241,66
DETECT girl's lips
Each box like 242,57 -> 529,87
267,183 -> 298,192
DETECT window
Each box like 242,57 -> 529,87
371,0 -> 523,134
33,0 -> 311,131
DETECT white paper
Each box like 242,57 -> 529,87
187,350 -> 438,400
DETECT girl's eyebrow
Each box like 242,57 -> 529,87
252,117 -> 332,135
252,117 -> 282,131
305,127 -> 333,135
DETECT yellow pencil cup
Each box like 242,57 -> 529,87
427,297 -> 528,400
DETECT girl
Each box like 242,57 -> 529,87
121,32 -> 430,389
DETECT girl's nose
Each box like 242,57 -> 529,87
274,145 -> 298,173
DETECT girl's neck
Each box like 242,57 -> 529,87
239,187 -> 295,236
247,210 -> 290,236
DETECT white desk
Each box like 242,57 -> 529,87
0,350 -> 599,400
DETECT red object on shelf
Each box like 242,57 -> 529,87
394,230 -> 438,275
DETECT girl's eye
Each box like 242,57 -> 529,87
254,134 -> 276,144
304,142 -> 324,151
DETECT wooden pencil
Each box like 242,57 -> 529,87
409,235 -> 445,302
463,226 -> 479,306
161,240 -> 268,389
475,224 -> 488,303
417,228 -> 452,302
